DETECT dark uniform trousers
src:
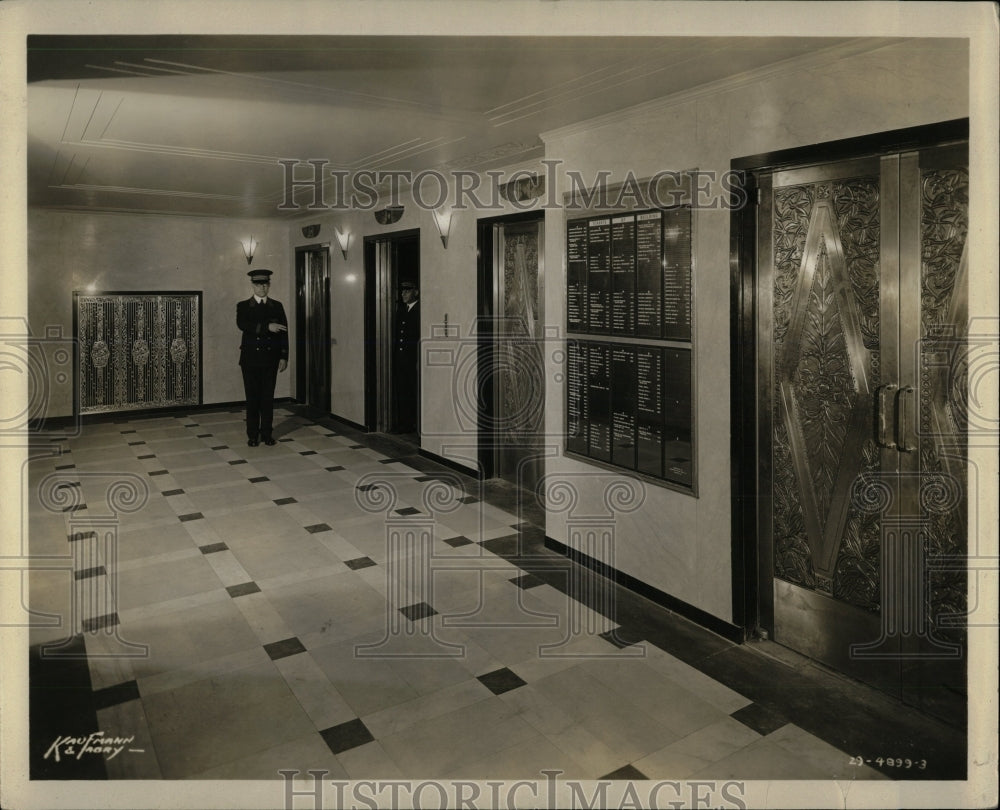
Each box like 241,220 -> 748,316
237,297 -> 288,441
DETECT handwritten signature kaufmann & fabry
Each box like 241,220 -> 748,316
44,731 -> 144,762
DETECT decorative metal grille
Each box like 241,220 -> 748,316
76,292 -> 201,414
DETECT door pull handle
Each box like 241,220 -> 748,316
876,384 -> 897,449
895,386 -> 916,453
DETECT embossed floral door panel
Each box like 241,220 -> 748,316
758,144 -> 967,719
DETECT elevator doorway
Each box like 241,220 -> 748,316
477,213 -> 545,491
735,122 -> 968,724
364,230 -> 420,434
294,244 -> 331,411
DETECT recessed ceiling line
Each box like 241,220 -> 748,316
98,95 -> 125,139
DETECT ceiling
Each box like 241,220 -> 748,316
28,34 -> 860,219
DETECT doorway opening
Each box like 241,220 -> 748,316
363,230 -> 420,435
476,211 -> 546,491
294,244 -> 331,412
731,119 -> 969,725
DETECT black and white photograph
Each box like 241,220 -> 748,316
1,2 -> 997,808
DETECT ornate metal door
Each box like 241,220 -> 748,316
76,292 -> 200,414
493,219 -> 545,490
758,143 -> 967,720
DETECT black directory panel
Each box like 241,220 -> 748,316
565,205 -> 694,490
566,340 -> 588,456
611,346 -> 636,469
586,342 -> 611,461
635,345 -> 664,477
635,211 -> 662,338
587,218 -> 611,333
662,207 -> 692,341
610,215 -> 636,336
662,348 -> 693,486
567,220 -> 588,333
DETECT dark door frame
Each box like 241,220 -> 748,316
363,228 -> 420,432
475,210 -> 545,479
728,118 -> 969,640
294,243 -> 331,410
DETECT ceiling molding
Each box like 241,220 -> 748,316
540,37 -> 903,143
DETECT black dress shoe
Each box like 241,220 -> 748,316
247,438 -> 259,447
263,437 -> 277,446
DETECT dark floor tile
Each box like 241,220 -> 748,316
92,679 -> 141,711
510,573 -> 545,590
162,488 -> 184,496
55,463 -> 76,470
395,506 -> 421,515
211,445 -> 229,450
120,429 -> 137,434
179,512 -> 204,522
599,626 -> 645,649
279,437 -> 294,442
199,542 -> 228,554
304,523 -> 332,534
442,535 -> 473,548
457,495 -> 479,504
74,566 -> 106,581
378,457 -> 404,464
127,441 -> 146,446
477,667 -> 526,696
319,718 -> 374,755
226,581 -> 260,598
68,530 -> 97,543
730,702 -> 788,736
249,476 -> 270,483
62,504 -> 87,513
29,637 -> 106,779
344,556 -> 377,570
300,450 -> 317,456
274,497 -> 298,505
601,764 -> 646,780
263,637 -> 307,661
323,432 -> 338,437
356,484 -> 379,492
196,433 -> 212,438
149,469 -> 169,476
184,423 -> 199,427
137,454 -> 156,460
228,459 -> 247,466
349,444 -> 365,449
399,602 -> 437,622
325,465 -> 345,472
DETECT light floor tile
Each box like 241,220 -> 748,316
765,723 -> 889,780
335,741 -> 405,780
634,716 -> 763,779
361,677 -> 492,740
687,738 -> 836,780
141,660 -> 316,778
192,732 -> 350,780
96,699 -> 163,779
273,651 -> 357,730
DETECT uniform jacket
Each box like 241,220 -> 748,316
395,301 -> 420,359
237,297 -> 289,367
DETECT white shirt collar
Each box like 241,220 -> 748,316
255,296 -> 267,304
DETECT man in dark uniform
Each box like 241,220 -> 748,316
236,268 -> 288,446
393,280 -> 420,433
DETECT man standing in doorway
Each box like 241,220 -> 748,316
237,268 -> 288,446
393,280 -> 419,433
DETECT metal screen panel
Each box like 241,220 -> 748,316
76,292 -> 201,414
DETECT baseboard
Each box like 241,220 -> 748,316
417,448 -> 480,479
35,399 -> 298,431
544,535 -> 745,643
326,412 -> 368,433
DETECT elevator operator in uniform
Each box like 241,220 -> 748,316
237,268 -> 288,446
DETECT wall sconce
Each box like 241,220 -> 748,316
240,235 -> 258,265
433,209 -> 453,249
335,227 -> 351,260
302,224 -> 321,239
374,205 -> 404,225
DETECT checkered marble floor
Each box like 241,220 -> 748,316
27,407 -> 895,781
